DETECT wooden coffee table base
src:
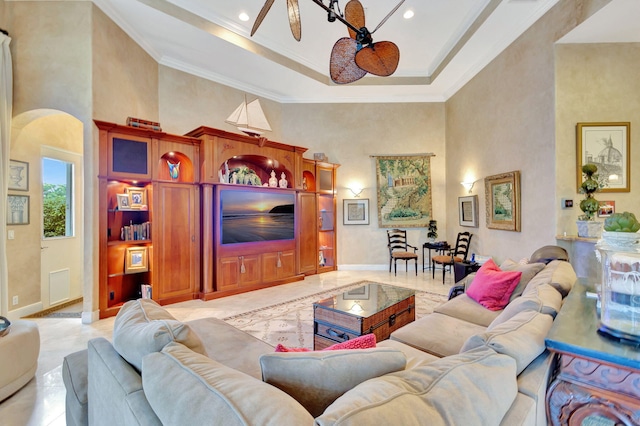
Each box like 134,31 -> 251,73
313,294 -> 415,350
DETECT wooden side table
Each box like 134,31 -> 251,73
545,280 -> 640,425
422,241 -> 450,272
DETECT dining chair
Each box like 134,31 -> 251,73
387,229 -> 419,276
432,232 -> 472,284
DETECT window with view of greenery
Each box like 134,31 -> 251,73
42,157 -> 73,238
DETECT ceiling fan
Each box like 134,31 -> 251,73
250,0 -> 405,84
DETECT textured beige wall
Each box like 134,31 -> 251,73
8,1 -> 92,120
6,1 -> 91,314
445,0 -> 583,263
158,66 -> 283,140
92,6 -> 159,123
282,103 -> 446,267
556,43 -> 640,235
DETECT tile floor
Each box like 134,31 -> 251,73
0,269 -> 455,425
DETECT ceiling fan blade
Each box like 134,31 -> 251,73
330,37 -> 367,84
251,0 -> 276,37
371,0 -> 405,34
287,0 -> 302,41
344,0 -> 365,40
355,41 -> 400,76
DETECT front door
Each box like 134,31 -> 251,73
40,146 -> 83,308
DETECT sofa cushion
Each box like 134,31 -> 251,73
315,346 -> 518,426
143,342 -> 314,425
460,310 -> 553,374
467,259 -> 522,311
434,294 -> 501,327
112,299 -> 205,371
390,312 -> 487,357
377,339 -> 440,369
500,259 -> 546,302
186,317 -> 274,380
260,347 -> 406,417
523,260 -> 576,297
490,283 -> 562,328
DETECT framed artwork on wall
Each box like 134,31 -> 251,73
7,195 -> 30,225
458,195 -> 478,227
343,199 -> 369,225
9,160 -> 29,191
597,201 -> 615,217
485,171 -> 521,232
576,122 -> 630,192
373,154 -> 434,228
124,246 -> 149,274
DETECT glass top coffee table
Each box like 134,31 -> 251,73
313,282 -> 415,350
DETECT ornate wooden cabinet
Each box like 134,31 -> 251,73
96,120 -> 200,318
186,127 -> 312,300
545,280 -> 640,425
298,159 -> 339,275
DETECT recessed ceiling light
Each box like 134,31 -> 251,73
239,12 -> 250,22
403,9 -> 414,20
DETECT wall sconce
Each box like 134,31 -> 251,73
461,181 -> 475,193
348,186 -> 364,197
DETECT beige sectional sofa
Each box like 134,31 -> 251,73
63,256 -> 576,426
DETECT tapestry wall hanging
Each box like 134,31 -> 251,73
373,154 -> 434,228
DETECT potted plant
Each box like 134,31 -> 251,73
576,163 -> 602,238
601,212 -> 640,247
427,220 -> 438,242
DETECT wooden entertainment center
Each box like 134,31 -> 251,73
96,121 -> 338,318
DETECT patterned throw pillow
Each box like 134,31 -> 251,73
275,333 -> 376,352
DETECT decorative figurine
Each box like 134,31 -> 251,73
279,172 -> 288,188
167,161 -> 180,180
269,170 -> 278,187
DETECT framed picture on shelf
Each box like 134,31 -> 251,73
485,171 -> 521,232
9,160 -> 29,191
576,122 -> 630,193
124,246 -> 149,274
458,195 -> 478,227
126,187 -> 148,209
116,194 -> 131,210
7,195 -> 30,225
343,199 -> 369,225
598,201 -> 615,217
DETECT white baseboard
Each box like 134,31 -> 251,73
7,302 -> 44,322
337,264 -> 388,271
82,310 -> 100,324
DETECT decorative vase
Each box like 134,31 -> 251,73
576,220 -> 602,238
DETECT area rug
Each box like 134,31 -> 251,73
223,281 -> 448,349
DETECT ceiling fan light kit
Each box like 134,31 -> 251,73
251,0 -> 404,84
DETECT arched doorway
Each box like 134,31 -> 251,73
6,109 -> 84,317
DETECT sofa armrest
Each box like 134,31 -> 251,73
87,338 -> 161,426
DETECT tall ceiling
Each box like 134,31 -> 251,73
91,0 -> 638,103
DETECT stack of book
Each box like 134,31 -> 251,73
121,221 -> 151,241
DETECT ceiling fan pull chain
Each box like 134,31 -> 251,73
371,0 -> 405,34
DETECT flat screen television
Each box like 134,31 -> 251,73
220,188 -> 295,244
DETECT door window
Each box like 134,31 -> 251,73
42,157 -> 74,238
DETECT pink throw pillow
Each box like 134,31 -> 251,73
466,259 -> 522,311
275,334 -> 376,352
